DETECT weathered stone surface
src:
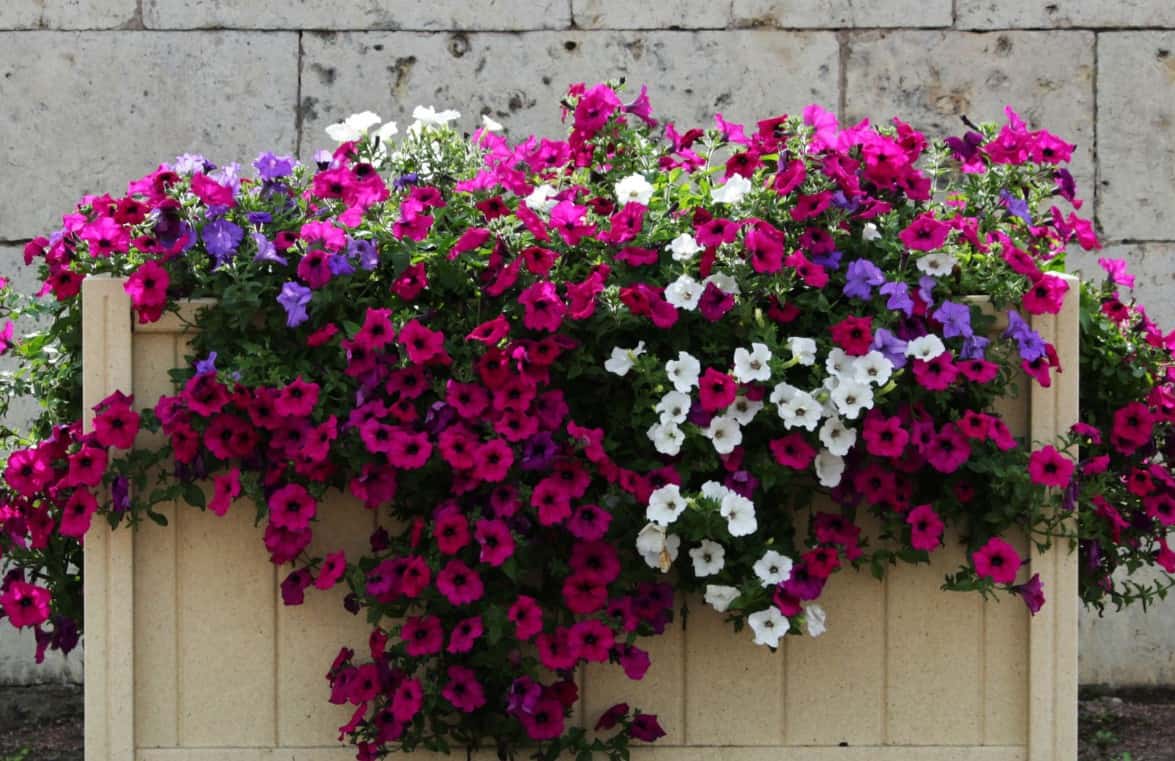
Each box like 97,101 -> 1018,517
1097,33 -> 1175,240
0,0 -> 137,29
574,0 -> 730,29
143,0 -> 571,30
301,30 -> 839,155
958,0 -> 1175,29
845,31 -> 1096,201
0,31 -> 298,240
1068,243 -> 1175,329
732,0 -> 951,28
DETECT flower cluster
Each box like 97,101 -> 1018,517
0,82 -> 1172,759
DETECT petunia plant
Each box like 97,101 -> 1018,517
1,81 -> 1173,760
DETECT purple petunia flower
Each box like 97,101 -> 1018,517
871,327 -> 908,369
999,189 -> 1033,226
194,351 -> 218,375
328,253 -> 355,277
394,173 -> 420,191
933,300 -> 973,339
960,334 -> 990,360
253,152 -> 297,181
246,211 -> 273,226
347,238 -> 379,271
879,281 -> 914,317
843,259 -> 886,300
810,249 -> 842,270
210,162 -> 243,194
111,476 -> 130,513
173,153 -> 208,176
203,218 -> 244,266
277,281 -> 312,327
252,232 -> 287,266
1004,309 -> 1046,361
312,149 -> 332,169
918,275 -> 936,307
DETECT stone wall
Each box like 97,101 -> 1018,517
0,0 -> 1173,686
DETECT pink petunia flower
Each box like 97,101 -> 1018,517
209,468 -> 241,516
906,504 -> 944,551
401,615 -> 443,657
972,537 -> 1022,585
1027,445 -> 1075,488
0,580 -> 51,628
267,483 -> 317,531
446,616 -> 484,654
441,666 -> 486,713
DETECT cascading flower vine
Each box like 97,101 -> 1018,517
0,81 -> 1173,759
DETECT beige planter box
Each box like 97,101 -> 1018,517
81,276 -> 1080,761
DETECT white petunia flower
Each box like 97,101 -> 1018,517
733,342 -> 773,383
647,421 -> 684,456
665,274 -> 704,311
720,492 -> 758,536
701,480 -> 730,503
655,390 -> 692,424
374,120 -> 399,143
852,350 -> 894,387
704,272 -> 741,295
825,347 -> 853,380
727,395 -> 763,426
804,603 -> 827,637
604,342 -> 646,376
326,110 -> 383,142
615,174 -> 654,206
641,532 -> 680,572
480,114 -> 504,132
769,381 -> 800,408
916,252 -> 958,277
819,416 -> 857,457
646,484 -> 687,526
667,233 -> 703,262
666,351 -> 701,393
710,174 -> 753,205
905,334 -> 946,362
689,540 -> 726,577
830,379 -> 873,420
862,222 -> 881,242
753,550 -> 794,586
524,184 -> 559,213
748,607 -> 788,648
814,450 -> 845,487
705,414 -> 743,455
779,391 -> 823,431
636,522 -> 667,556
787,336 -> 818,366
411,105 -> 461,127
704,584 -> 740,613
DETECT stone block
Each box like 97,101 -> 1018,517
0,31 -> 298,240
0,0 -> 138,30
958,1 -> 1175,29
1097,33 -> 1175,240
143,0 -> 571,30
732,0 -> 952,28
574,0 -> 730,29
300,30 -> 839,153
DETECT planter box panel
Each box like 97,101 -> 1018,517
81,276 -> 1079,761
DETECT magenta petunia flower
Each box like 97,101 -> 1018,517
59,488 -> 99,538
508,595 -> 543,641
829,315 -> 873,356
521,697 -> 566,741
401,615 -> 443,657
208,468 -> 241,516
1,580 -> 51,628
436,560 -> 483,606
1013,573 -> 1046,615
391,677 -> 423,724
906,504 -> 944,551
474,519 -> 514,567
767,435 -> 818,476
629,713 -> 666,743
972,537 -> 1022,585
267,483 -> 317,531
1028,445 -> 1075,488
446,616 -> 484,654
441,665 -> 486,713
898,212 -> 951,251
314,550 -> 346,590
124,260 -> 170,323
